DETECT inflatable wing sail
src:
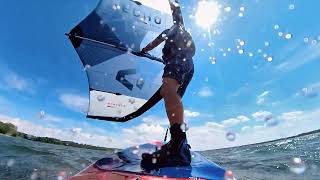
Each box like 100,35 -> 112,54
66,0 -> 174,122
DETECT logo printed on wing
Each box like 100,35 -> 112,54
113,1 -> 164,26
106,102 -> 126,108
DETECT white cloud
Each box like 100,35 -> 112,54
4,73 -> 28,90
198,87 -> 214,97
142,115 -> 169,126
237,115 -> 250,122
0,71 -> 35,94
241,126 -> 250,132
278,111 -> 304,121
221,115 -> 250,127
252,111 -> 273,121
35,112 -> 69,123
121,123 -> 167,146
206,122 -> 224,130
258,91 -> 270,97
43,114 -> 64,122
70,128 -> 82,135
2,107 -> 320,151
184,110 -> 200,118
222,118 -> 241,127
137,109 -> 320,150
276,43 -> 320,73
256,91 -> 270,105
59,94 -> 89,113
188,124 -> 228,150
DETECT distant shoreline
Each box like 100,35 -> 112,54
0,121 -> 115,151
206,129 -> 320,151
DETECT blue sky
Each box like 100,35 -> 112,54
0,0 -> 320,150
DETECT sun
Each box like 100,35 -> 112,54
195,0 -> 220,29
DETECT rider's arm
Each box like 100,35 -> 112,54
141,29 -> 170,53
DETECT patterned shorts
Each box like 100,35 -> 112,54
162,58 -> 194,97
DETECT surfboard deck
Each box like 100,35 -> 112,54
70,143 -> 225,180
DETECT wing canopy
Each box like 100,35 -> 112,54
66,0 -> 174,122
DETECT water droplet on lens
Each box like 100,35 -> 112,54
285,33 -> 292,40
136,78 -> 145,89
38,110 -> 46,119
267,56 -> 273,62
31,172 -> 38,180
264,41 -> 270,47
84,64 -> 91,71
132,149 -> 139,154
180,123 -> 189,132
97,95 -> 105,102
224,6 -> 231,12
239,40 -> 245,46
290,157 -> 306,174
152,157 -> 157,164
210,57 -> 217,64
128,98 -> 135,104
186,40 -> 192,47
278,32 -> 284,37
226,132 -> 236,141
57,171 -> 66,180
224,170 -> 235,180
7,159 -> 15,167
289,4 -> 295,10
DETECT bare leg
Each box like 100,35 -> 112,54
160,78 -> 184,125
141,78 -> 191,169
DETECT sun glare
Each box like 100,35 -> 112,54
195,0 -> 220,29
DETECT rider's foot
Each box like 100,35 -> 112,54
141,124 -> 191,170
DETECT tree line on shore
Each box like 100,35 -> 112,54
0,121 -> 114,151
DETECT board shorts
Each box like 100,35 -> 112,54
162,58 -> 194,97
